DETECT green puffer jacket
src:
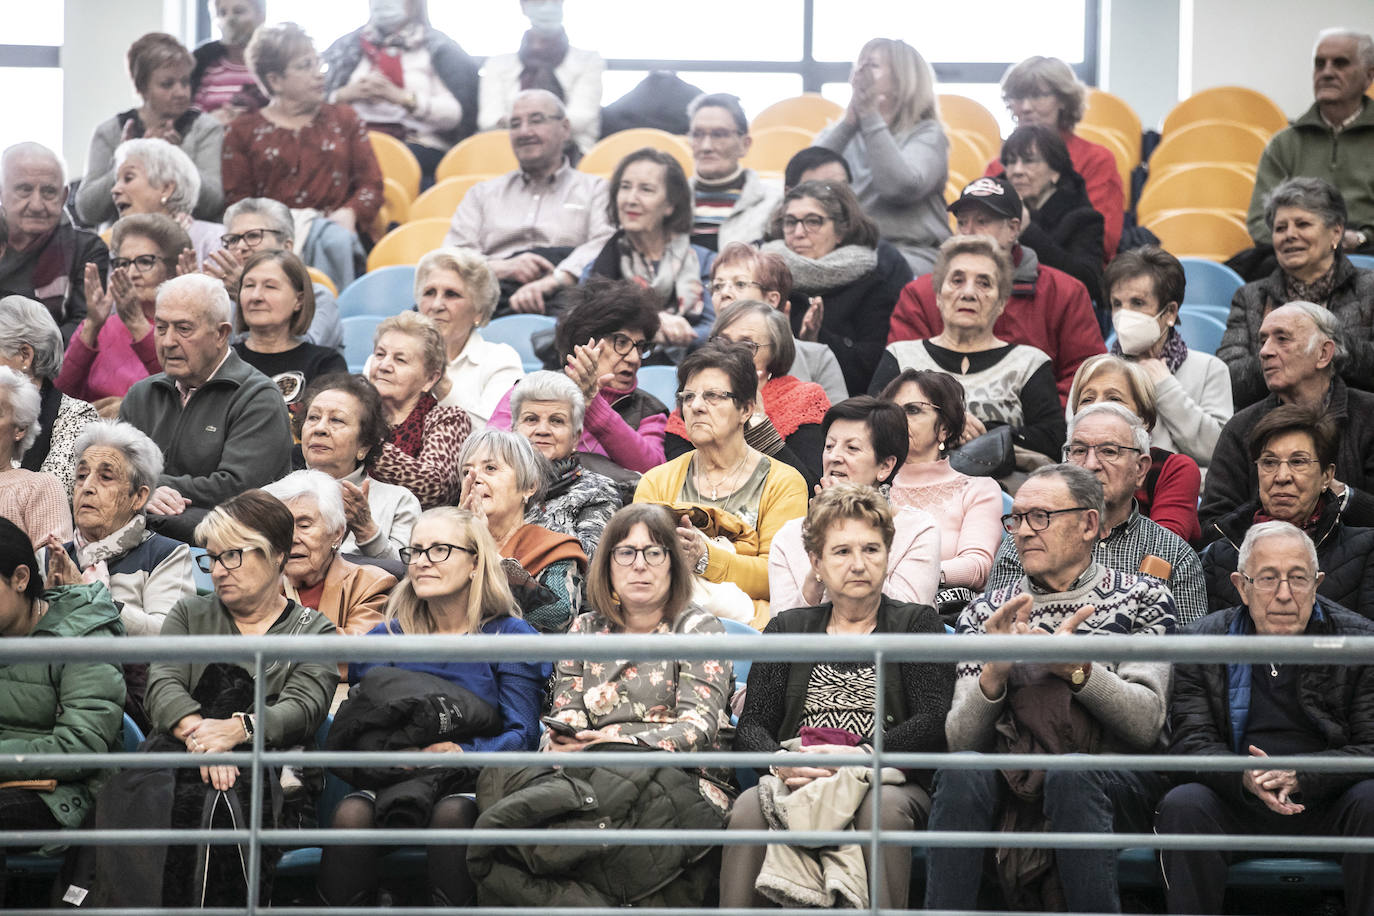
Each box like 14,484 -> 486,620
0,583 -> 126,828
468,758 -> 729,906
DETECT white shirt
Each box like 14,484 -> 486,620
434,330 -> 525,429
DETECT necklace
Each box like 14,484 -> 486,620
695,449 -> 751,500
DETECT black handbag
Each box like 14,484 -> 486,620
947,425 -> 1015,478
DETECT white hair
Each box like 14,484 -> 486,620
1271,301 -> 1347,368
510,371 -> 586,439
263,469 -> 347,537
157,273 -> 234,326
114,138 -> 201,217
1237,520 -> 1319,578
74,420 -> 165,499
0,296 -> 64,381
1068,402 -> 1151,454
1315,28 -> 1374,70
511,88 -> 567,120
0,366 -> 41,458
1,142 -> 67,188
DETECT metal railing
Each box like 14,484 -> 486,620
3,630 -> 1373,915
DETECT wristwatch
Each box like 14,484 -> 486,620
694,550 -> 709,575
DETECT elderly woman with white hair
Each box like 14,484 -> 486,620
458,428 -> 587,633
263,469 -> 396,642
509,370 -> 621,556
0,296 -> 99,494
111,137 -> 225,266
416,247 -> 523,429
0,366 -> 72,545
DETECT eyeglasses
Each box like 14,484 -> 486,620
1000,507 -> 1091,534
1240,572 -> 1317,595
708,279 -> 763,296
899,400 -> 940,418
399,543 -> 477,566
689,128 -> 740,143
782,215 -> 832,233
677,389 -> 738,408
606,332 -> 653,358
1256,455 -> 1320,475
611,545 -> 670,567
220,227 -> 285,249
1063,442 -> 1144,463
195,548 -> 249,573
111,254 -> 172,273
709,336 -> 770,356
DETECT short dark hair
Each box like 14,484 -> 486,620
879,368 -> 967,453
126,32 -> 193,95
553,278 -> 661,364
0,516 -> 42,600
687,93 -> 748,133
784,146 -> 852,192
770,179 -> 879,248
606,148 -> 693,236
821,396 -> 909,484
586,504 -> 695,628
1247,404 -> 1339,470
236,248 -> 316,337
1103,245 -> 1186,310
676,339 -> 758,409
1000,124 -> 1074,179
296,373 -> 391,470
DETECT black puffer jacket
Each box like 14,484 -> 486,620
467,750 -> 728,906
1200,492 -> 1374,617
1168,602 -> 1374,807
1018,169 -> 1105,315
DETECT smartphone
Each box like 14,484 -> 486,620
541,716 -> 580,737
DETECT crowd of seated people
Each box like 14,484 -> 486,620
4,15 -> 1374,913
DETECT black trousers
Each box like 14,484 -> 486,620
0,788 -> 61,907
1156,779 -> 1374,914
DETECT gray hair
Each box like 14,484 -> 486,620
157,273 -> 234,326
1,141 -> 67,187
712,299 -> 796,378
1024,462 -> 1106,527
1237,520 -> 1319,578
74,419 -> 165,498
511,88 -> 567,120
510,371 -> 586,439
414,247 -> 500,326
1263,176 -> 1347,232
114,138 -> 201,217
0,296 -> 64,381
222,197 -> 294,244
263,469 -> 347,537
687,92 -> 749,133
0,366 -> 41,458
1069,402 -> 1152,455
1315,28 -> 1374,71
1272,301 -> 1347,371
457,428 -> 549,507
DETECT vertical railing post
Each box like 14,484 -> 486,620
869,649 -> 885,915
246,651 -> 266,916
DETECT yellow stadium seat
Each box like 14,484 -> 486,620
366,217 -> 451,272
1147,160 -> 1256,186
1148,119 -> 1271,174
938,94 -> 1001,157
740,126 -> 815,174
1161,87 -> 1288,137
1136,164 -> 1257,224
371,177 -> 412,239
1082,89 -> 1143,154
368,132 -> 421,201
1142,209 -> 1253,261
751,94 -> 844,134
409,174 -> 500,222
1073,124 -> 1135,206
100,227 -> 112,245
306,266 -> 338,297
946,132 -> 987,191
577,129 -> 694,178
436,131 -> 518,182
948,128 -> 997,166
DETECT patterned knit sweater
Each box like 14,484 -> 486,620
949,562 -> 1176,755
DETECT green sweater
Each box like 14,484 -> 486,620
1247,98 -> 1374,243
0,583 -> 126,828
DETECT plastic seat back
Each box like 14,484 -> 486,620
1177,309 -> 1227,355
1179,257 -> 1245,309
365,218 -> 450,272
577,129 -> 694,178
368,132 -> 421,201
1142,209 -> 1253,261
337,265 -> 417,318
741,126 -> 816,174
938,94 -> 1001,158
436,130 -> 518,182
751,94 -> 844,134
408,174 -> 498,222
1161,86 -> 1288,137
1082,89 -> 1142,158
1137,165 -> 1256,224
635,365 -> 679,408
483,314 -> 557,371
342,315 -> 386,373
1148,120 -> 1270,174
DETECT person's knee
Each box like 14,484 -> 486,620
726,785 -> 767,830
931,767 -> 998,809
430,795 -> 477,829
1155,781 -> 1225,832
331,796 -> 376,830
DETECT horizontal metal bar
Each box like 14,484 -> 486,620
0,632 -> 1368,665
0,909 -> 1005,916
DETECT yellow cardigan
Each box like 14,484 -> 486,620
634,451 -> 808,610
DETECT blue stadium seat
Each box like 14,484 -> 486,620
189,546 -> 213,594
483,315 -> 556,372
1179,257 -> 1245,308
1001,490 -> 1013,516
342,315 -> 386,374
1347,253 -> 1374,272
337,265 -> 417,318
1177,309 -> 1227,355
636,365 -> 680,409
718,616 -> 760,687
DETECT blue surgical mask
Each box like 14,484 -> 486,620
524,0 -> 564,32
369,0 -> 409,32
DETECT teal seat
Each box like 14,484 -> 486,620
1347,253 -> 1374,272
188,546 -> 213,594
342,315 -> 386,374
483,315 -> 556,372
1179,257 -> 1244,308
635,365 -> 679,409
337,265 -> 416,318
1177,309 -> 1227,355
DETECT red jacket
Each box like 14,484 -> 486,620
1138,448 -> 1202,546
886,246 -> 1105,405
985,130 -> 1123,259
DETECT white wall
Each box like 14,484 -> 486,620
1101,0 -> 1183,131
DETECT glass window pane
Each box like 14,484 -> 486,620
812,0 -> 1085,63
603,71 -> 804,128
269,1 -> 369,52
0,67 -> 62,156
0,3 -> 63,46
565,1 -> 802,61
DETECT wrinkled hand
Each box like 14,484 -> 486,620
92,396 -> 123,420
491,252 -> 555,284
564,339 -> 611,401
340,479 -> 379,545
81,263 -> 115,342
510,275 -> 559,313
545,727 -> 631,753
144,118 -> 182,146
458,469 -> 487,526
186,717 -> 247,754
176,247 -> 198,277
1022,603 -> 1098,683
846,69 -> 878,124
200,764 -> 239,791
202,248 -> 244,298
1135,357 -> 1171,384
326,207 -> 357,235
422,741 -> 463,754
977,593 -> 1034,698
41,536 -> 83,588
1242,745 -> 1305,815
147,485 -> 190,517
799,296 -> 824,341
960,413 -> 987,445
677,515 -> 707,571
655,313 -> 696,347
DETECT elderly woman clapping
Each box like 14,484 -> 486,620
509,370 -> 622,556
0,367 -> 71,545
0,296 -> 99,494
111,138 -> 225,266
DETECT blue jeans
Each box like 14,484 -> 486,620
924,763 -> 1168,912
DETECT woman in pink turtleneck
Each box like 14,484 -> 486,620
880,369 -> 1002,591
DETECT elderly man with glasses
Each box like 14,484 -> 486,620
925,461 -> 1176,912
685,93 -> 781,253
986,401 -> 1207,624
1158,520 -> 1374,915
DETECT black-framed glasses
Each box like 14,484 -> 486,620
111,254 -> 172,273
1063,442 -> 1144,463
610,545 -> 669,567
899,399 -> 940,418
606,332 -> 653,358
1256,455 -> 1319,475
782,215 -> 832,233
709,336 -> 770,356
195,548 -> 249,573
220,227 -> 285,249
1001,507 -> 1091,534
708,279 -> 763,296
1240,572 -> 1317,595
399,543 -> 477,566
677,389 -> 738,408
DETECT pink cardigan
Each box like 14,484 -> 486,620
487,384 -> 666,473
54,317 -> 161,402
889,460 -> 1004,590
